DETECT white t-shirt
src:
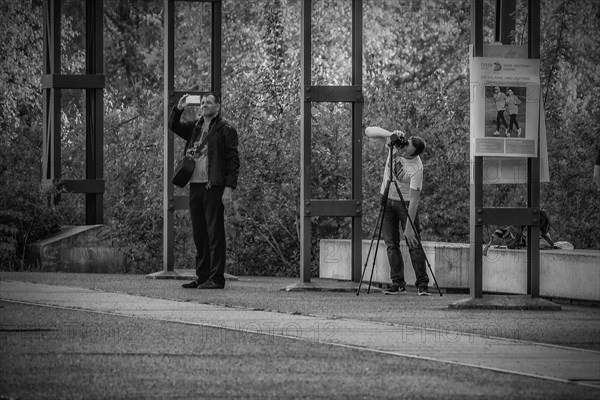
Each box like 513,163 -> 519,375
380,150 -> 423,201
190,123 -> 209,183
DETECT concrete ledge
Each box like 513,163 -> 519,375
320,239 -> 600,302
282,279 -> 381,293
25,225 -> 125,273
449,295 -> 562,310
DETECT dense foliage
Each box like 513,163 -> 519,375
1,0 -> 599,275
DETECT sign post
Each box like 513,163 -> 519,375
455,0 -> 560,310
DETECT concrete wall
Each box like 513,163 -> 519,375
25,225 -> 125,273
320,239 -> 600,302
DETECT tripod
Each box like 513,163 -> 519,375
357,135 -> 442,296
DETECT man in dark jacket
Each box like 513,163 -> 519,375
169,92 -> 240,289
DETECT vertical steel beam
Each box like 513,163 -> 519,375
470,0 -> 484,298
527,0 -> 541,297
470,0 -> 541,299
42,0 -> 61,186
300,0 -> 312,282
162,0 -> 222,275
351,0 -> 363,282
86,0 -> 104,224
43,0 -> 105,222
299,0 -> 363,283
495,0 -> 516,44
163,0 -> 176,272
528,0 -> 541,59
212,1 -> 222,94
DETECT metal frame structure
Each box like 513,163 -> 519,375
160,0 -> 222,277
41,0 -> 365,282
300,0 -> 363,283
42,0 -> 105,224
470,0 -> 541,298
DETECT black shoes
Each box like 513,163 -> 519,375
384,284 -> 406,295
383,284 -> 431,296
182,279 -> 224,289
182,280 -> 200,289
197,280 -> 224,289
418,287 -> 431,296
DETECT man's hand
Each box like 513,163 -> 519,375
404,225 -> 419,249
177,94 -> 189,111
392,129 -> 406,139
222,186 -> 233,206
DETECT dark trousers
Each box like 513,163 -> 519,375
496,111 -> 509,130
381,198 -> 429,289
509,114 -> 519,131
189,183 -> 226,287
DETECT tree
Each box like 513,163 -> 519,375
0,1 -> 76,269
1,0 -> 599,275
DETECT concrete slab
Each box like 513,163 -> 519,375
283,280 -> 382,292
25,225 -> 125,273
449,294 -> 562,310
146,269 -> 238,281
1,280 -> 598,388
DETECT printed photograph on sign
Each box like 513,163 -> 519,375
469,55 -> 540,158
468,45 -> 549,184
485,85 -> 526,138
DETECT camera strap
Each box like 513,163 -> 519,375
184,120 -> 202,156
185,118 -> 226,156
198,119 -> 226,148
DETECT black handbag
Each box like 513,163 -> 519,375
172,119 -> 201,188
172,155 -> 195,188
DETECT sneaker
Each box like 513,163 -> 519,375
384,285 -> 406,295
505,130 -> 510,137
418,287 -> 431,296
493,130 -> 500,136
517,128 -> 522,136
182,280 -> 200,289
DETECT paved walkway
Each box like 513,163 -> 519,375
1,280 -> 599,388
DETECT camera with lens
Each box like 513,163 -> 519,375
389,133 -> 409,149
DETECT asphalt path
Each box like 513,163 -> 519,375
2,272 -> 597,350
1,272 -> 599,399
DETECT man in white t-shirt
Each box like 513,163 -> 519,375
365,127 -> 430,296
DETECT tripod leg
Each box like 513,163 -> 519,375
366,201 -> 387,294
422,245 -> 443,296
356,206 -> 383,296
357,182 -> 391,296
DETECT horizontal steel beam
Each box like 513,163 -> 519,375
42,74 -> 105,89
303,200 -> 362,217
303,86 -> 364,102
474,207 -> 540,226
174,0 -> 221,3
59,179 -> 105,193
